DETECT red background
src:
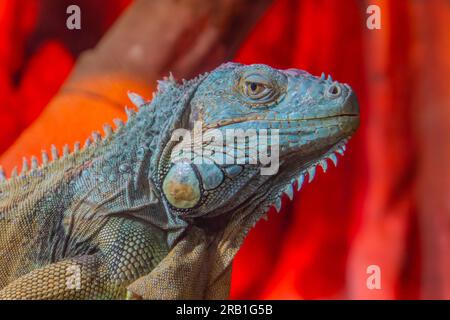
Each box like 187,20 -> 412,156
0,0 -> 449,299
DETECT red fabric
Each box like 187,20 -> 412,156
232,0 -> 369,299
0,0 -> 37,153
231,0 -> 423,299
0,0 -> 129,154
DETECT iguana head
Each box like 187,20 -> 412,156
157,62 -> 359,224
126,62 -> 359,299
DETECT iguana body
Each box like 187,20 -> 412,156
0,63 -> 359,299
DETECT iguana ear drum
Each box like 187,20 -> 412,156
162,162 -> 201,209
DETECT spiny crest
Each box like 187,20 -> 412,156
156,72 -> 177,93
247,139 -> 350,231
0,166 -> 5,182
0,114 -> 130,184
113,118 -> 125,129
127,91 -> 147,108
103,124 -> 113,139
0,71 -> 207,184
270,138 -> 349,215
21,157 -> 28,175
241,140 -> 351,233
63,144 -> 70,157
153,70 -> 210,98
31,156 -> 39,170
124,106 -> 137,120
320,72 -> 334,83
41,150 -> 49,165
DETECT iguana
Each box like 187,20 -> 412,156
0,63 -> 359,299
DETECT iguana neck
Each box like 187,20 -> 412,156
0,74 -> 206,248
0,73 -> 205,192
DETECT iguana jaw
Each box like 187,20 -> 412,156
207,92 -> 359,218
201,112 -> 359,253
214,134 -> 353,259
261,135 -> 351,215
243,107 -> 359,224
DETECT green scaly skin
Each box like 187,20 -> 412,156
0,63 -> 359,299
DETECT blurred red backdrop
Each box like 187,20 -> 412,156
0,0 -> 448,299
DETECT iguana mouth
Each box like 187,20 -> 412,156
304,113 -> 359,120
231,135 -> 351,234
203,114 -> 358,130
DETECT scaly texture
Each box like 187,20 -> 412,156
0,63 -> 359,299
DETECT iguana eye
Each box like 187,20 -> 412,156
244,81 -> 269,98
240,73 -> 275,103
235,68 -> 287,106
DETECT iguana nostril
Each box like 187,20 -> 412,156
326,84 -> 341,98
